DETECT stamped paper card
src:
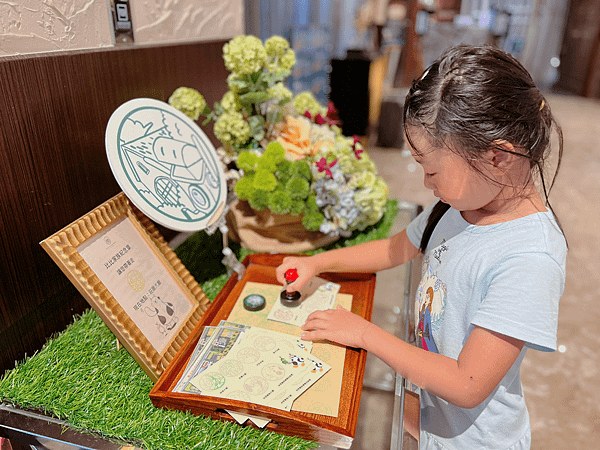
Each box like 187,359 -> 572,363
267,279 -> 340,327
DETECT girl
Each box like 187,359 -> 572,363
276,44 -> 567,449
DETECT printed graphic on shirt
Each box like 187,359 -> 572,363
432,239 -> 448,264
415,256 -> 447,353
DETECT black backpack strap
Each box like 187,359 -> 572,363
419,201 -> 451,253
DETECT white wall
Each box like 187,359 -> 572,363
131,0 -> 243,45
0,0 -> 244,58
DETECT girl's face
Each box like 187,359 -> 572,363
407,128 -> 502,213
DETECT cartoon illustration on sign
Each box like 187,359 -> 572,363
106,98 -> 227,232
144,295 -> 179,335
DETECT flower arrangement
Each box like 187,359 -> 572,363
168,35 -> 389,238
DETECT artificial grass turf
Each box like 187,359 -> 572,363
0,309 -> 314,450
0,200 -> 398,449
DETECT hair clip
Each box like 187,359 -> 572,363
420,65 -> 432,81
539,100 -> 545,111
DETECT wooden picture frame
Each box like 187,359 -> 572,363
41,192 -> 210,382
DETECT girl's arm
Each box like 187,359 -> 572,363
276,229 -> 420,291
301,306 -> 524,409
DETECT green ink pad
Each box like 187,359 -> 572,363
243,294 -> 266,311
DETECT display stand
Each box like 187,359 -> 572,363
150,253 -> 376,449
0,404 -> 140,450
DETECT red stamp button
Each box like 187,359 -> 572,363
285,268 -> 298,283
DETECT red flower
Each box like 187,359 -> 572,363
316,157 -> 337,178
326,102 -> 340,125
304,103 -> 341,126
352,135 -> 363,159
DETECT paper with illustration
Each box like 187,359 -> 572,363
267,278 -> 340,327
174,324 -> 245,394
189,325 -> 330,412
226,281 -> 352,417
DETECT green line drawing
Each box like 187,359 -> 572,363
106,99 -> 226,231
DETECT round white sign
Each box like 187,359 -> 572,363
106,98 -> 227,232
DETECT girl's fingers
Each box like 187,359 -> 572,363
302,309 -> 333,326
275,260 -> 294,284
276,257 -> 314,291
301,317 -> 329,331
300,330 -> 323,341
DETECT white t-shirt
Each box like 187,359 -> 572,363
406,203 -> 567,450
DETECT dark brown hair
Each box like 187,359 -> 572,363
403,44 -> 564,252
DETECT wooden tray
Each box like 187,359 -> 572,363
150,253 -> 376,448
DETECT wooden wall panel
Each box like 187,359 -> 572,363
0,41 -> 229,373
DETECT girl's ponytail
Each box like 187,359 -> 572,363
419,201 -> 451,253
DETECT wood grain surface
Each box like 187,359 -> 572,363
0,41 -> 228,373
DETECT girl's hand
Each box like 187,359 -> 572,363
300,305 -> 372,348
275,256 -> 319,293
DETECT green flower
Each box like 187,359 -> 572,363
279,50 -> 297,71
237,151 -> 259,172
221,91 -> 241,112
349,171 -> 377,189
168,87 -> 206,121
249,189 -> 269,210
265,36 -> 290,57
214,111 -> 250,146
253,169 -> 277,192
226,74 -> 247,94
223,35 -> 267,75
264,36 -> 296,73
234,175 -> 255,200
293,92 -> 326,117
267,82 -> 293,101
285,177 -> 310,200
353,178 -> 389,228
267,190 -> 292,215
302,209 -> 325,231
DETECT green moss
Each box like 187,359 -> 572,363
275,159 -> 292,181
288,199 -> 305,215
290,160 -> 311,180
304,194 -> 319,212
256,157 -> 277,173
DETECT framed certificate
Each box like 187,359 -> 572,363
41,192 -> 210,381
